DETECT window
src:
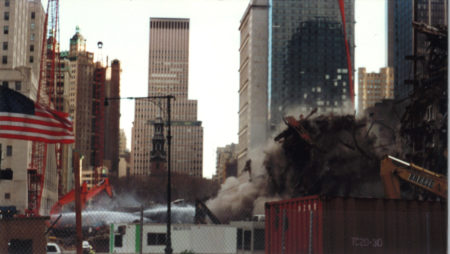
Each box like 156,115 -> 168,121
6,145 -> 12,156
3,25 -> 8,34
2,42 -> 7,50
253,229 -> 265,250
29,56 -> 33,63
147,233 -> 166,245
5,0 -> 9,7
114,235 -> 123,247
3,12 -> 8,21
243,230 -> 251,250
30,45 -> 34,52
30,23 -> 35,30
4,193 -> 10,199
2,55 -> 7,64
2,81 -> 7,87
31,12 -> 35,19
236,228 -> 242,250
30,33 -> 34,41
15,81 -> 21,91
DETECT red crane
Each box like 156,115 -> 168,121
26,0 -> 60,216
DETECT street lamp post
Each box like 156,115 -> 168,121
105,95 -> 174,254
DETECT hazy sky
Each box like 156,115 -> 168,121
51,0 -> 387,178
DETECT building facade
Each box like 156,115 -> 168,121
91,63 -> 106,185
118,129 -> 129,179
215,143 -> 238,184
0,0 -> 59,215
132,18 -> 203,177
237,0 -> 270,177
388,0 -> 448,100
66,28 -> 95,174
104,59 -> 121,178
238,0 -> 355,173
357,67 -> 394,115
119,129 -> 127,155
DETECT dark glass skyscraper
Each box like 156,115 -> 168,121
268,0 -> 355,131
238,0 -> 355,173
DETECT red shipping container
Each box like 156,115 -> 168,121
265,195 -> 447,254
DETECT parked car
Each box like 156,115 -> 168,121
46,242 -> 62,254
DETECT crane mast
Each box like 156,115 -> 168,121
27,0 -> 60,216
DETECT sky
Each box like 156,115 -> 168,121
50,0 -> 387,178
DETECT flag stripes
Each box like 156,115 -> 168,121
0,104 -> 74,144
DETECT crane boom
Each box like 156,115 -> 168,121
50,178 -> 113,215
380,155 -> 447,199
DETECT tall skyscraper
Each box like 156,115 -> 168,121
388,0 -> 448,100
64,27 -> 104,188
237,0 -> 269,175
66,28 -> 94,174
238,0 -> 355,173
357,67 -> 394,115
104,59 -> 121,177
132,18 -> 203,177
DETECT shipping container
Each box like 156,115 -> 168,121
265,195 -> 447,254
110,223 -> 237,254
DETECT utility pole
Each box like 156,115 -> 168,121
165,95 -> 173,254
73,151 -> 84,254
105,95 -> 175,254
0,145 -> 2,170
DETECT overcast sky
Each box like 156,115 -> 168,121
52,0 -> 387,178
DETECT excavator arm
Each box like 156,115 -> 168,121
85,178 -> 113,200
50,178 -> 113,215
380,155 -> 447,199
194,199 -> 221,224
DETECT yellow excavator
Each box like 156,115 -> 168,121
380,155 -> 447,199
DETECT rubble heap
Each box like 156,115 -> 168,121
265,113 -> 385,198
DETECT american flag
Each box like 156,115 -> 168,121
0,86 -> 74,144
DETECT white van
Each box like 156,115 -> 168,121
46,242 -> 62,254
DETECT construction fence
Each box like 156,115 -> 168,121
2,207 -> 265,254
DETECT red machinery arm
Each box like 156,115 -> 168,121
85,178 -> 113,200
50,178 -> 113,215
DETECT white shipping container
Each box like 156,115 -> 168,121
110,223 -> 237,254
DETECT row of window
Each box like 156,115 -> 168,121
2,4 -> 36,18
114,233 -> 166,248
2,11 -> 36,37
1,81 -> 21,90
0,55 -> 34,64
2,42 -> 34,51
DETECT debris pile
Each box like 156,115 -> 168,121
207,111 -> 391,223
265,113 -> 384,198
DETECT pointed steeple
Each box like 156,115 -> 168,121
150,117 -> 166,175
